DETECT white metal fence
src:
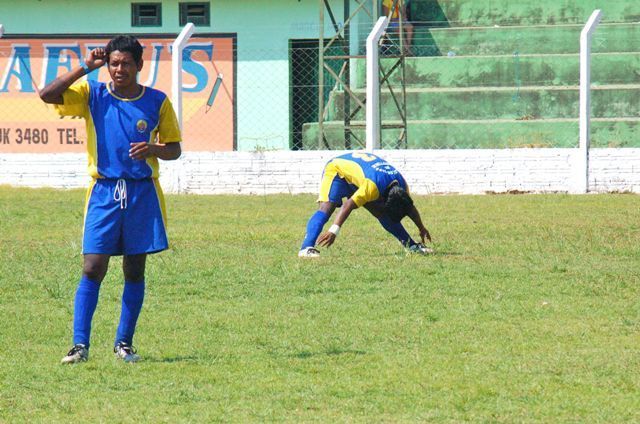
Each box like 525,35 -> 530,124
1,13 -> 639,194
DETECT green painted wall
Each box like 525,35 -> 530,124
354,53 -> 640,89
302,119 -> 638,149
410,0 -> 640,26
329,86 -> 639,120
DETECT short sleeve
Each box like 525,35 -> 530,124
158,97 -> 182,144
351,179 -> 380,207
54,81 -> 90,117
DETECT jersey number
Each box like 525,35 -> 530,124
352,152 -> 376,162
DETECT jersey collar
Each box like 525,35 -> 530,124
107,82 -> 146,101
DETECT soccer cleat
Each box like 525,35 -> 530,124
61,344 -> 89,364
407,243 -> 435,255
114,342 -> 141,363
298,247 -> 321,258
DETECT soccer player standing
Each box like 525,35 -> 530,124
39,35 -> 182,363
299,152 -> 432,258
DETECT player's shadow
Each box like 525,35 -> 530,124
384,248 -> 464,259
289,349 -> 367,359
144,355 -> 200,363
427,250 -> 463,257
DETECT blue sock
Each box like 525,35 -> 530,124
378,216 -> 416,247
73,276 -> 101,348
115,281 -> 145,346
301,210 -> 330,249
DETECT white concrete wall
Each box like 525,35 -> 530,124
1,149 -> 639,195
589,149 -> 640,193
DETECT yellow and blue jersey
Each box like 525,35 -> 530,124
382,0 -> 402,20
55,80 -> 181,179
319,152 -> 409,207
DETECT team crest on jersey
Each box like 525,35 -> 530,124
136,120 -> 148,133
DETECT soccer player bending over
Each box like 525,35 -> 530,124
40,35 -> 182,363
299,152 -> 432,258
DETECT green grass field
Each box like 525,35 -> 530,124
0,186 -> 639,422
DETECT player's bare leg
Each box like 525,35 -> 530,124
83,254 -> 110,283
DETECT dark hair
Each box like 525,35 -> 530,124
385,184 -> 413,222
105,35 -> 143,64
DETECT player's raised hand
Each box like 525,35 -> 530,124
86,48 -> 107,70
316,231 -> 336,248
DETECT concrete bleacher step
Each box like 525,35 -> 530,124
301,118 -> 639,149
309,1 -> 640,150
352,53 -> 640,88
326,86 -> 640,121
410,23 -> 640,56
410,0 -> 640,27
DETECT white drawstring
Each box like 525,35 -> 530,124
113,179 -> 127,209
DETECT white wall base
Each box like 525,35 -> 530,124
1,149 -> 639,195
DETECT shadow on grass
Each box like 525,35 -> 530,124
387,249 -> 465,258
289,349 -> 367,359
429,250 -> 464,257
143,355 -> 200,364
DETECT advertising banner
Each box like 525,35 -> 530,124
0,34 -> 236,153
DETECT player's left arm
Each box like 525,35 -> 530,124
407,204 -> 431,243
129,141 -> 181,161
316,198 -> 358,247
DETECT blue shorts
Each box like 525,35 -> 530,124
388,18 -> 410,28
317,165 -> 357,207
82,178 -> 169,255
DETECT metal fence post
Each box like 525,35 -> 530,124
576,10 -> 602,193
366,17 -> 389,152
172,23 -> 195,130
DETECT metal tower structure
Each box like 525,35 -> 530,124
318,0 -> 408,149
